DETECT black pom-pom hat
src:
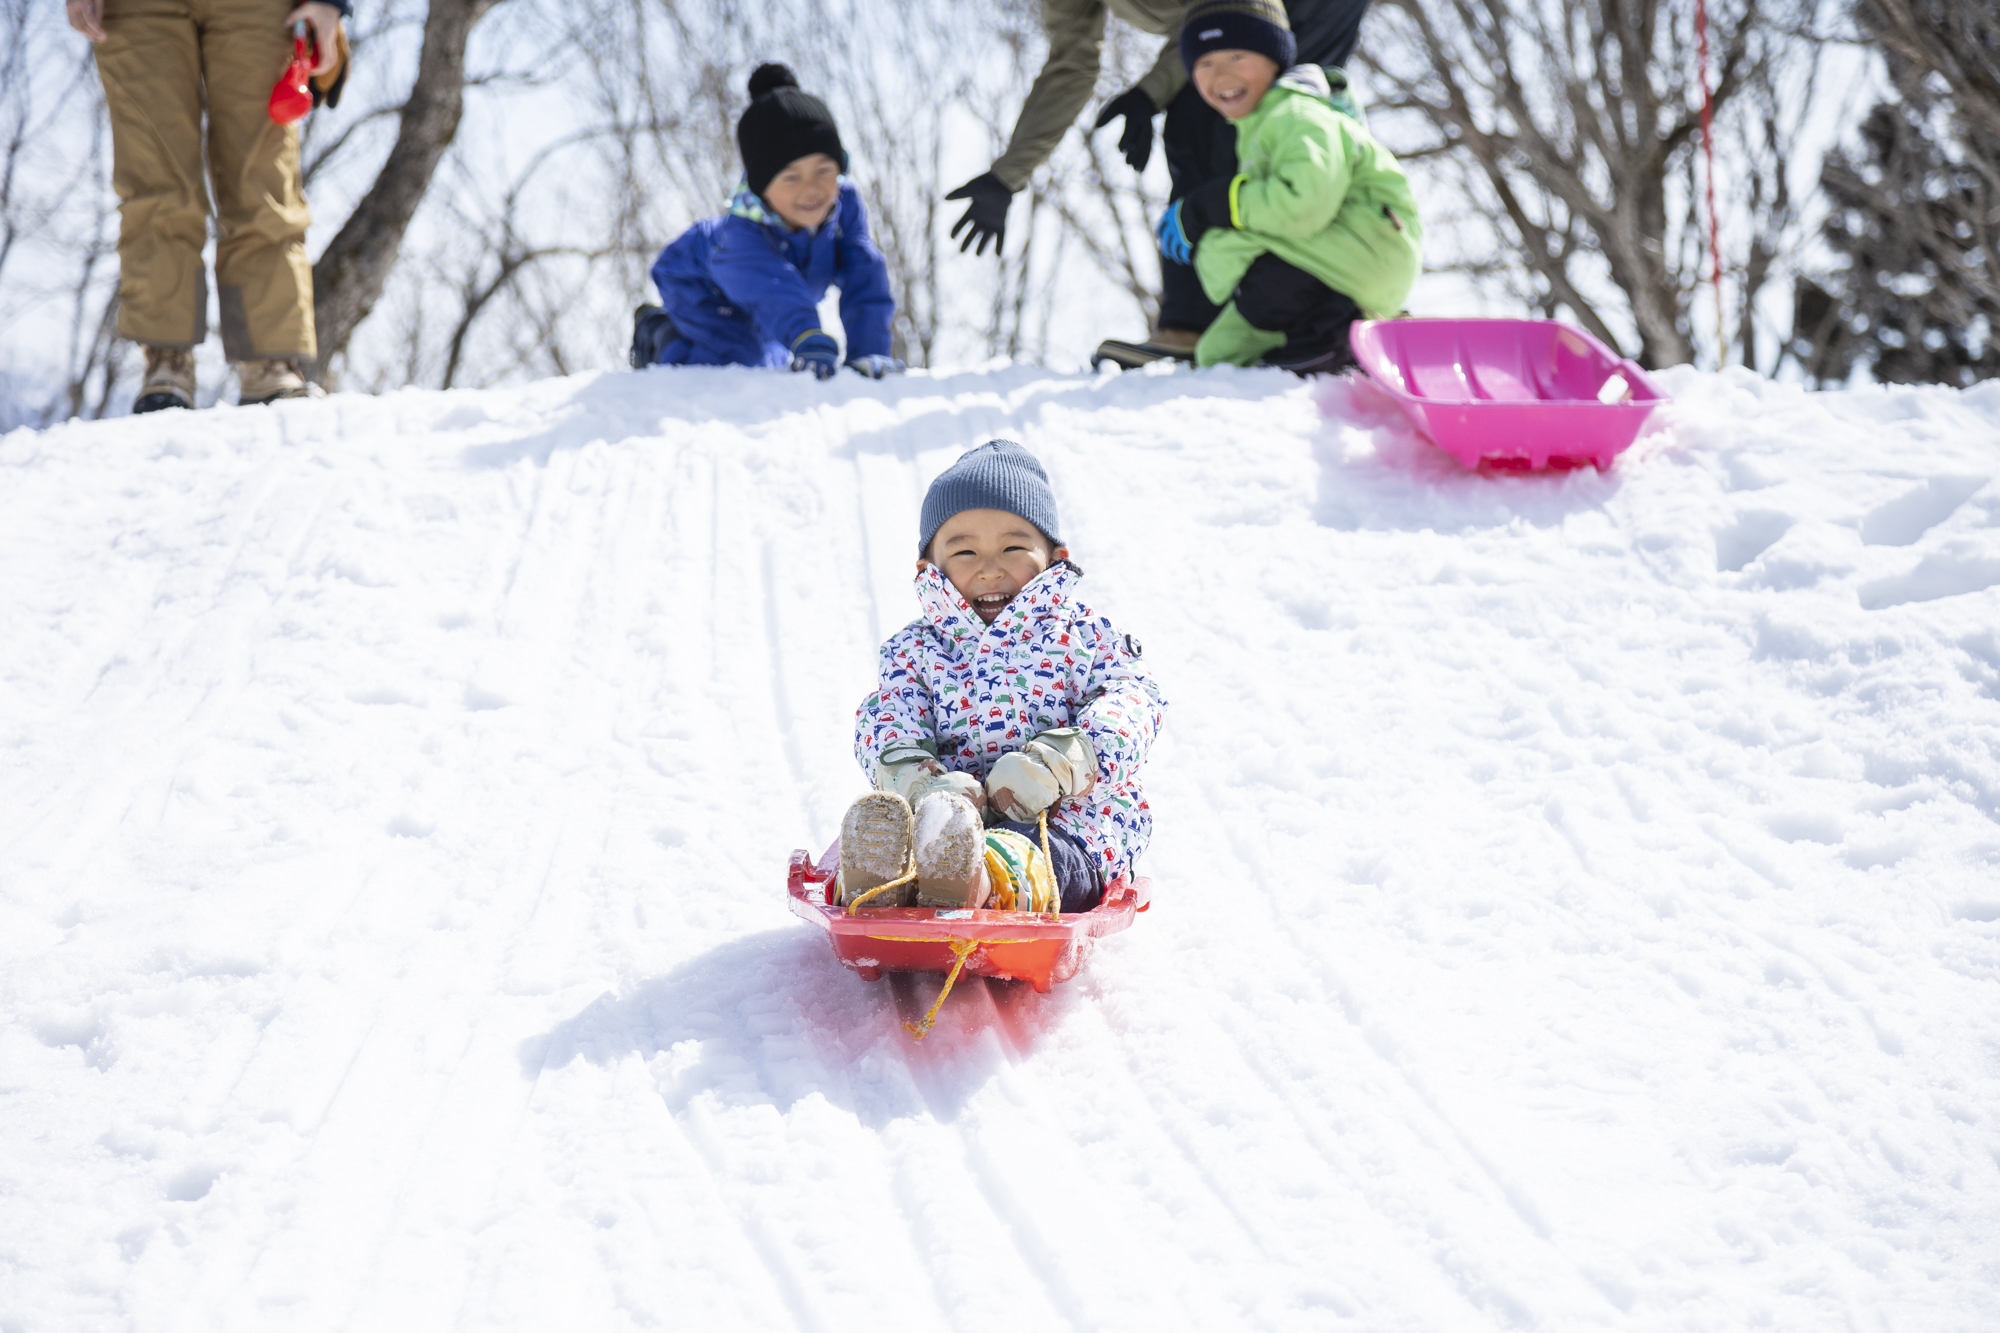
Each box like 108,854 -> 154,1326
736,63 -> 848,199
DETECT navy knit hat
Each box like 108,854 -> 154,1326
918,440 -> 1063,558
736,64 -> 848,199
1180,0 -> 1296,74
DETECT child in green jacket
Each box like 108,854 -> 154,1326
1155,0 -> 1423,372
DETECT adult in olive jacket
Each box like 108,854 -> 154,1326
945,0 -> 1369,356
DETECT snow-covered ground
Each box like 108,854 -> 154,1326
2,363 -> 1997,1330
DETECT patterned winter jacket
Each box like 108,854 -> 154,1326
854,562 -> 1166,885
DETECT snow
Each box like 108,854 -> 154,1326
3,363 -> 1998,1330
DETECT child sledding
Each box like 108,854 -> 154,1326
849,439 -> 1164,913
787,440 -> 1167,1033
630,64 -> 901,379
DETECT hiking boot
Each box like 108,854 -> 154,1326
237,358 -> 315,405
1091,326 -> 1199,371
913,792 -> 990,910
630,304 -> 681,369
132,346 -> 195,413
838,791 -> 915,908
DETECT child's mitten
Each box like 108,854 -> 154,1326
1175,176 -> 1237,252
910,771 -> 986,814
789,330 -> 840,380
986,727 -> 1096,822
876,738 -> 943,795
1155,202 -> 1193,266
878,740 -> 986,813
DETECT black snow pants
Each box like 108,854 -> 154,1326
1234,252 -> 1364,370
1158,0 -> 1373,334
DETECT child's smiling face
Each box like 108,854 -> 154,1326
920,508 -> 1069,624
762,152 -> 841,230
1193,49 -> 1281,120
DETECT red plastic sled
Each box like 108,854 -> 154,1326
787,840 -> 1149,1035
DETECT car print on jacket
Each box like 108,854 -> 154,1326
855,562 -> 1166,885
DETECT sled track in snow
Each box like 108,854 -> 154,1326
2,365 -> 1999,1329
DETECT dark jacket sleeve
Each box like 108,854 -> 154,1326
1285,0 -> 1370,70
834,188 -> 896,360
990,0 -> 1108,189
708,214 -> 827,354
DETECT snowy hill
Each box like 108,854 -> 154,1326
3,364 -> 1998,1330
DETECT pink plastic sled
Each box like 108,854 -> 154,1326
1348,318 -> 1668,471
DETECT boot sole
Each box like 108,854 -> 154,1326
839,792 -> 914,907
1090,339 -> 1196,371
913,793 -> 989,909
240,386 -> 318,406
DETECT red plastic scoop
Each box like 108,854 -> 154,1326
268,23 -> 314,124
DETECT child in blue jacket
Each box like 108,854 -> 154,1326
630,64 -> 900,379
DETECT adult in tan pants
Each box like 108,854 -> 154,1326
68,0 -> 347,411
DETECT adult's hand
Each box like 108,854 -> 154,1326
66,0 -> 106,42
945,173 -> 1015,257
1091,88 -> 1157,173
283,1 -> 343,75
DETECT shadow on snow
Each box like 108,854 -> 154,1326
455,362 -> 1325,470
1311,373 -> 1656,535
520,925 -> 1088,1128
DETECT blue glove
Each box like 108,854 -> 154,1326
846,354 -> 905,379
790,331 -> 840,380
1155,202 -> 1192,267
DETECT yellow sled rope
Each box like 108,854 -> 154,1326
849,812 -> 1061,1039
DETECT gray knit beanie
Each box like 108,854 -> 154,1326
918,440 -> 1063,557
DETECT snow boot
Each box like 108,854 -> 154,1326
1091,326 -> 1198,371
838,791 -> 915,908
132,346 -> 195,413
913,792 -> 990,910
630,304 -> 681,369
238,358 -> 316,405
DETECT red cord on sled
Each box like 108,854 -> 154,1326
268,22 -> 314,125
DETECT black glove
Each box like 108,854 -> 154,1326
946,172 -> 1015,257
1176,176 -> 1237,252
1092,87 -> 1158,172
